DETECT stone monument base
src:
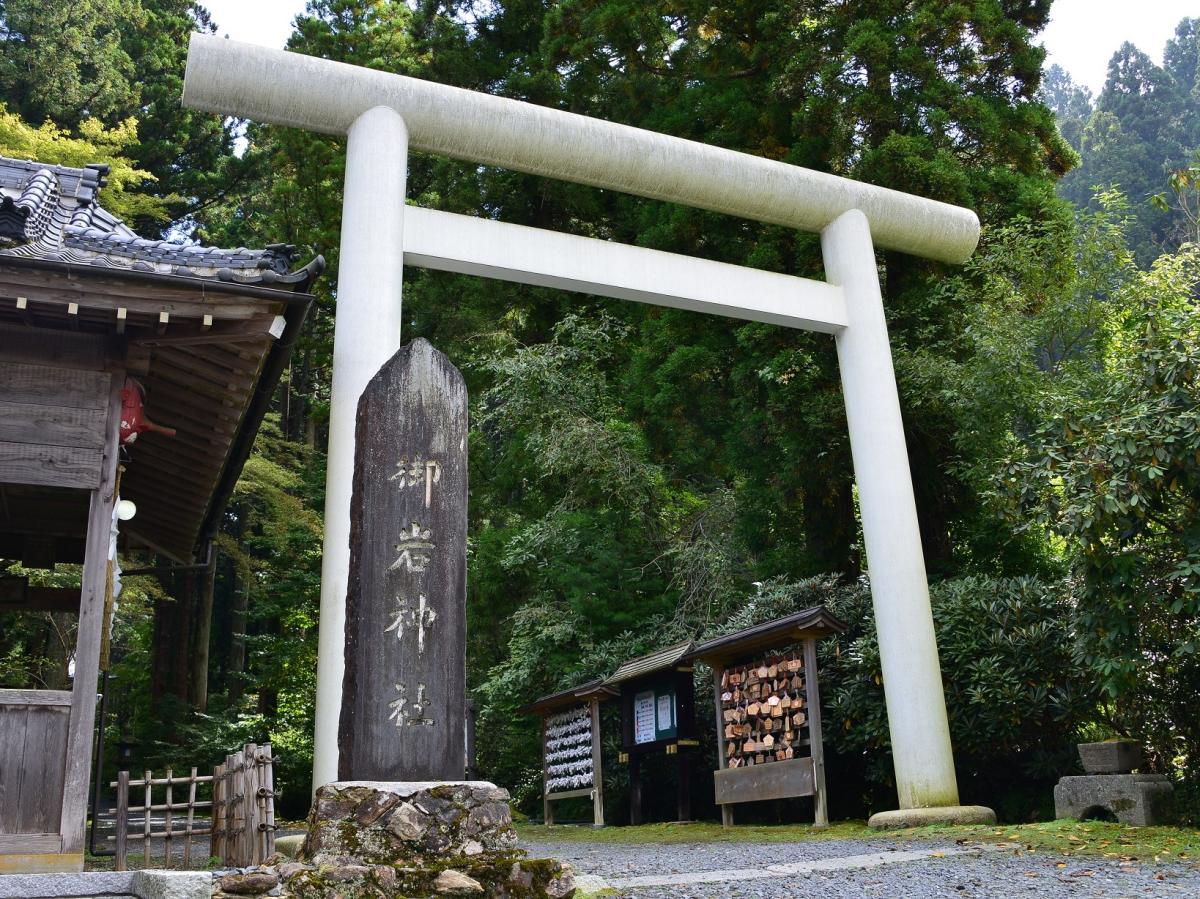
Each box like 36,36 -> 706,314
212,781 -> 575,898
1054,774 -> 1174,826
867,805 -> 996,829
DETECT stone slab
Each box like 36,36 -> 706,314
1077,740 -> 1142,774
0,871 -> 133,898
0,870 -> 207,899
1054,773 -> 1174,826
868,805 -> 996,829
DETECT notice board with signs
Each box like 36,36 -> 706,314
609,641 -> 697,824
687,606 -> 847,828
519,679 -> 616,826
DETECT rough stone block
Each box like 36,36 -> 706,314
1077,740 -> 1142,774
303,781 -> 517,865
1054,773 -> 1175,826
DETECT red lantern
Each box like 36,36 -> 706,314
120,377 -> 177,444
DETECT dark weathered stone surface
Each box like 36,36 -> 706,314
1077,740 -> 1142,774
1054,773 -> 1175,826
340,338 -> 468,781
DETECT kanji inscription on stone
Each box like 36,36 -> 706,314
339,337 -> 467,780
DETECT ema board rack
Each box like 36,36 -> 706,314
687,606 -> 847,828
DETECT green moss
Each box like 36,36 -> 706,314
279,852 -> 570,898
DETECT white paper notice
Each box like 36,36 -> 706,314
634,691 -> 656,744
656,693 -> 673,731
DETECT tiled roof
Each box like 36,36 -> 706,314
0,155 -> 322,289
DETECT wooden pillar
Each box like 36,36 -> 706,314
542,717 -> 553,826
629,752 -> 642,825
676,749 -> 691,822
59,372 -> 123,860
803,638 -> 828,828
590,697 -> 605,826
711,665 -> 734,828
190,542 -> 217,711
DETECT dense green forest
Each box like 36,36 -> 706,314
3,1 -> 1200,824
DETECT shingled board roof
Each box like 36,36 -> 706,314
0,154 -> 321,562
687,606 -> 848,665
0,156 -> 321,288
605,640 -> 695,686
517,679 -> 618,717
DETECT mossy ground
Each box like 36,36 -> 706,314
517,818 -> 1200,864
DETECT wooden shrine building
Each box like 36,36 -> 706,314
0,155 -> 319,873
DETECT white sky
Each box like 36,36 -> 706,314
201,0 -> 1193,96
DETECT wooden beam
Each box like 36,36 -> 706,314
0,587 -> 80,613
0,401 -> 108,450
0,441 -> 102,490
59,369 -> 122,855
132,314 -> 281,348
0,361 -> 110,409
0,327 -> 111,372
0,263 -> 287,320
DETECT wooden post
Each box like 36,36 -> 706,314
261,744 -> 276,861
803,638 -> 828,828
142,769 -> 152,868
58,371 -> 123,860
590,698 -> 605,827
541,717 -> 553,826
711,665 -> 734,828
164,768 -> 174,867
339,339 -> 469,781
184,767 -> 197,868
210,762 -> 224,862
115,770 -> 128,871
676,749 -> 691,822
629,753 -> 642,825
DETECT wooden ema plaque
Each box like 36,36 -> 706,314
339,338 -> 468,781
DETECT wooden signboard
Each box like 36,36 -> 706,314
688,606 -> 847,828
611,642 -> 697,824
339,338 -> 468,781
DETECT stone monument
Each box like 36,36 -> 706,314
340,338 -> 467,780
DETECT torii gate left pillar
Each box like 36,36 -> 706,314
313,105 -> 409,792
183,33 -> 995,828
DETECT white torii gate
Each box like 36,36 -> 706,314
183,34 -> 993,826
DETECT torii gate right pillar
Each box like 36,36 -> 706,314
823,210 -> 993,827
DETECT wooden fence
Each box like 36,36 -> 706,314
111,768 -> 212,870
110,742 -> 276,870
212,742 -> 277,867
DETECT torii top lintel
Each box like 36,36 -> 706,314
183,33 -> 978,266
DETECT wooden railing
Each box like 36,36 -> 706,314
109,742 -> 277,870
110,768 -> 212,870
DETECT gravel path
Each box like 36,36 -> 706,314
521,837 -> 1200,897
